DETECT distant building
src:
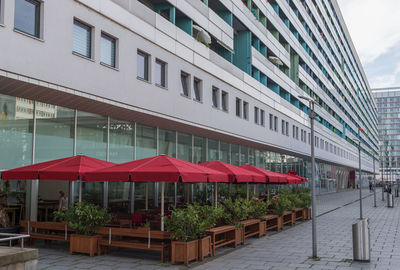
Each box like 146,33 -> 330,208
373,87 -> 400,182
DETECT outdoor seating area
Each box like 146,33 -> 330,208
0,154 -> 311,266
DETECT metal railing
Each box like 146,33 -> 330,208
0,233 -> 30,248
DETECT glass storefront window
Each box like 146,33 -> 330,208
158,129 -> 176,157
231,144 -> 240,165
77,111 -> 107,205
136,124 -> 157,159
208,139 -> 219,161
178,132 -> 192,162
35,105 -> 74,163
241,146 -> 248,165
108,119 -> 134,214
193,136 -> 206,163
109,119 -> 134,163
220,141 -> 230,163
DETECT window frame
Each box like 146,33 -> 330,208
14,0 -> 42,38
269,114 -> 273,130
155,58 -> 167,88
236,98 -> 242,117
212,87 -> 220,108
260,109 -> 265,126
72,18 -> 93,59
137,50 -> 150,82
100,32 -> 117,68
180,71 -> 190,97
254,106 -> 259,124
285,122 -> 289,136
274,116 -> 278,132
0,0 -> 5,25
193,77 -> 202,102
281,120 -> 285,135
243,101 -> 249,120
221,91 -> 229,112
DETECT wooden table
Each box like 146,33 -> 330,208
240,219 -> 260,244
38,201 -> 58,221
265,214 -> 279,231
206,225 -> 236,256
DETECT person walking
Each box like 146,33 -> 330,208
58,191 -> 68,211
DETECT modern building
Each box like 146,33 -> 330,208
373,87 -> 400,182
0,0 -> 378,221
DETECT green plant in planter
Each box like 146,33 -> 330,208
249,200 -> 270,220
287,193 -> 303,209
269,195 -> 294,216
193,204 -> 223,237
220,198 -> 252,226
54,202 -> 112,235
298,192 -> 312,209
164,205 -> 201,242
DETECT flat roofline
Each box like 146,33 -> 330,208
372,87 -> 400,92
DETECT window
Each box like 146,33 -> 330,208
260,110 -> 265,126
281,120 -> 285,134
236,98 -> 242,117
301,129 -> 304,142
254,107 -> 259,124
221,91 -> 228,112
180,71 -> 190,97
137,51 -> 149,81
155,59 -> 166,87
193,78 -> 202,101
295,127 -> 299,140
293,125 -> 296,138
269,114 -> 273,130
212,87 -> 220,108
14,0 -> 41,38
73,20 -> 92,58
308,133 -> 311,144
101,33 -> 116,67
286,122 -> 289,136
274,116 -> 278,132
243,102 -> 249,120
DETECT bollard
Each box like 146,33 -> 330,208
352,218 -> 370,262
387,193 -> 394,208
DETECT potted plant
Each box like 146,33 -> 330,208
164,205 -> 200,266
220,198 -> 250,245
55,202 -> 112,257
299,192 -> 312,220
287,193 -> 303,224
194,204 -> 222,261
249,199 -> 269,237
269,195 -> 293,230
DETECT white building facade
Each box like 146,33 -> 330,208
0,0 -> 378,219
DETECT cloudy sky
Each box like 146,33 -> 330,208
337,0 -> 400,89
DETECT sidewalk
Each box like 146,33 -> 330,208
194,189 -> 398,270
35,189 -> 396,270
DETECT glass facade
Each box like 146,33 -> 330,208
0,91 -> 353,221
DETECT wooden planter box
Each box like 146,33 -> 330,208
198,236 -> 211,261
259,221 -> 266,237
70,234 -> 100,257
302,208 -> 311,220
282,211 -> 294,229
308,208 -> 311,219
234,227 -> 244,246
171,239 -> 198,266
277,216 -> 283,231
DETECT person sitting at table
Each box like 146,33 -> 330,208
58,191 -> 68,211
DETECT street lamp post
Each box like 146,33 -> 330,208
358,128 -> 362,219
381,159 -> 385,201
299,95 -> 317,258
373,154 -> 376,207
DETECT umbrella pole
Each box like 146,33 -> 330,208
145,183 -> 148,211
246,183 -> 249,200
267,185 -> 270,200
253,184 -> 256,196
161,182 -> 165,231
214,182 -> 218,208
174,182 -> 177,207
79,179 -> 82,203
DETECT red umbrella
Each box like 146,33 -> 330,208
85,155 -> 228,183
240,165 -> 287,183
199,161 -> 264,183
288,170 -> 307,182
1,155 -> 115,181
275,172 -> 301,184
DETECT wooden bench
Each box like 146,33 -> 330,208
20,220 -> 72,244
265,215 -> 279,232
206,225 -> 237,256
240,219 -> 260,243
97,227 -> 170,263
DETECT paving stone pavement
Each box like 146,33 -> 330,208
32,188 -> 398,270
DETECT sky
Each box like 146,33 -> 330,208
337,0 -> 400,89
